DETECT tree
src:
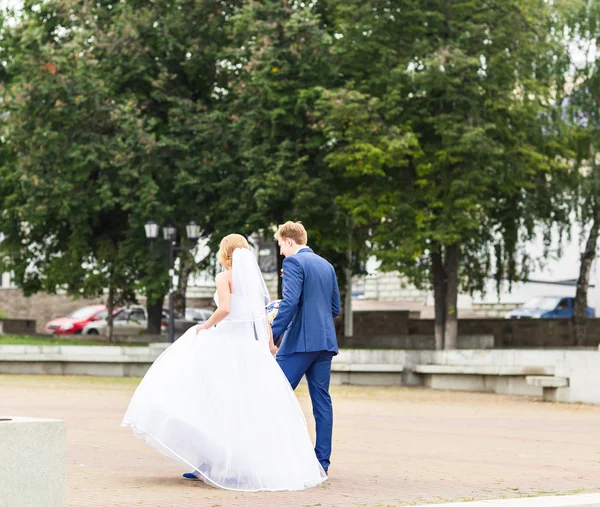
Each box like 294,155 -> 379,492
221,0 -> 367,311
0,0 -> 141,342
91,0 -> 251,329
321,0 -> 572,348
314,88 -> 421,334
565,0 -> 600,344
0,0 -> 250,335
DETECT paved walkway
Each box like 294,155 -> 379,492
2,375 -> 599,507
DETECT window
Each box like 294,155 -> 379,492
162,310 -> 184,319
129,309 -> 146,321
523,297 -> 561,311
94,310 -> 108,320
67,306 -> 102,320
557,299 -> 570,311
114,310 -> 128,321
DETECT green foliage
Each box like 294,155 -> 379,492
0,335 -> 147,346
222,0 -> 367,286
320,0 -> 573,295
0,0 -> 581,327
0,0 -> 248,304
566,0 -> 600,222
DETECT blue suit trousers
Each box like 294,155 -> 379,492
276,351 -> 334,471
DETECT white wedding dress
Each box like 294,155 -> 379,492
122,249 -> 327,491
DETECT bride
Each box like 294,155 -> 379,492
122,234 -> 327,491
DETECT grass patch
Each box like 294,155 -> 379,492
0,374 -> 143,388
0,334 -> 149,347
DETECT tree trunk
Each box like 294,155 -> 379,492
174,252 -> 195,315
344,226 -> 353,337
431,248 -> 446,350
146,297 -> 164,335
573,213 -> 599,346
107,285 -> 115,344
444,243 -> 460,350
344,279 -> 353,336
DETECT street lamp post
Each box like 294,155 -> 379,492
144,220 -> 201,343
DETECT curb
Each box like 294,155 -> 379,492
408,493 -> 600,507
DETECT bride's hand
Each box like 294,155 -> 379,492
195,323 -> 207,334
269,343 -> 279,356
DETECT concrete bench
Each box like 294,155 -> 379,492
412,364 -> 559,398
0,345 -> 157,377
0,417 -> 66,507
332,363 -> 405,373
331,362 -> 404,386
412,364 -> 556,376
526,375 -> 569,402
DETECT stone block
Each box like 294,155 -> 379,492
0,417 -> 65,507
526,375 -> 569,388
0,319 -> 37,335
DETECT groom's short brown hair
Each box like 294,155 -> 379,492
275,221 -> 308,245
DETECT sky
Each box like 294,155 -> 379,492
0,0 -> 19,9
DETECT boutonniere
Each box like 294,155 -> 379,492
280,268 -> 284,278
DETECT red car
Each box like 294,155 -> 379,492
43,305 -> 108,335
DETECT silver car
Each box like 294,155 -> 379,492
82,306 -> 196,337
185,307 -> 213,324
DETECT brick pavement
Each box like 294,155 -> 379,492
1,375 -> 599,507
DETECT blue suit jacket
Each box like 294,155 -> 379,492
271,248 -> 340,355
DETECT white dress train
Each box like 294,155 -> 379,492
122,251 -> 327,492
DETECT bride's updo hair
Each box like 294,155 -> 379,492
217,234 -> 249,269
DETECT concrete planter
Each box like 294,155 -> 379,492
0,417 -> 66,507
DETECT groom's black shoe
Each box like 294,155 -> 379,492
182,472 -> 200,479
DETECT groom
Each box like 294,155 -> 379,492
271,221 -> 340,475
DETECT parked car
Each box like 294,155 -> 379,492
185,308 -> 213,324
44,305 -> 107,335
82,306 -> 196,336
505,296 -> 595,319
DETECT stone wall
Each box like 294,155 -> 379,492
0,288 -> 216,332
185,297 -> 216,310
188,273 -> 279,302
345,312 -> 600,348
471,302 -> 520,318
0,319 -> 37,334
352,311 -> 411,337
4,283 -> 599,348
363,273 -> 428,302
0,289 -> 106,332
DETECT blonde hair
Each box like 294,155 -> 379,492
274,221 -> 308,245
217,234 -> 249,269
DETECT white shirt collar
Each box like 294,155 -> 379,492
294,246 -> 310,255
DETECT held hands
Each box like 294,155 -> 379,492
269,343 -> 279,356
